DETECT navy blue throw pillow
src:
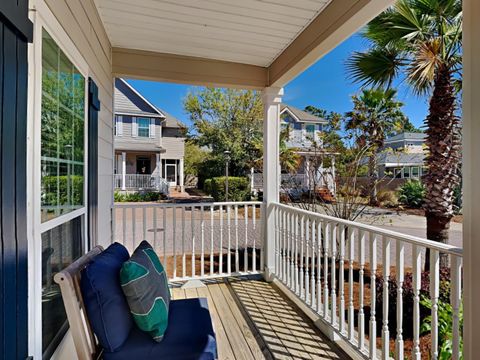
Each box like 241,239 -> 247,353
81,242 -> 133,352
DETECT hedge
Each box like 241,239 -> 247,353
42,175 -> 84,206
114,191 -> 165,202
204,176 -> 250,202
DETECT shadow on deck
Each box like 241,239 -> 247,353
171,276 -> 349,360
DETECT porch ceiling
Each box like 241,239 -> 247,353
94,0 -> 394,88
94,0 -> 332,67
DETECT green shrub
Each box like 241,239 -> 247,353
204,176 -> 250,202
398,180 -> 425,208
114,191 -> 164,202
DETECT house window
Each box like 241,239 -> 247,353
318,124 -> 323,132
137,117 -> 150,137
394,168 -> 402,178
40,29 -> 87,357
411,166 -> 420,178
306,124 -> 315,134
293,121 -> 302,130
403,167 -> 410,178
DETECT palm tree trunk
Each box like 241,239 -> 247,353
423,64 -> 461,269
368,154 -> 378,206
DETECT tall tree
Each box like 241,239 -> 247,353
345,88 -> 407,204
346,0 -> 462,248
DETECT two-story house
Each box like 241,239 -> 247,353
280,104 -> 336,193
377,132 -> 426,179
113,78 -> 185,193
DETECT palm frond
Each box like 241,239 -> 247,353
407,39 -> 442,94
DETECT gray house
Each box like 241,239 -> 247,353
377,132 -> 426,179
113,78 -> 185,193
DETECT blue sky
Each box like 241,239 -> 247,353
127,33 -> 430,130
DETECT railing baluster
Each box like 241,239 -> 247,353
330,222 -> 337,326
163,207 -> 167,264
305,217 -> 310,303
358,230 -> 366,351
142,207 -> 147,240
348,227 -> 355,342
323,221 -> 329,319
282,208 -> 287,281
201,205 -> 205,277
182,206 -> 186,278
122,207 -> 126,246
293,214 -> 300,294
430,249 -> 440,360
220,205 -> 224,274
300,215 -> 305,299
451,255 -> 462,360
210,205 -> 214,276
244,204 -> 249,273
172,205 -> 177,278
310,218 -> 316,308
252,204 -> 256,273
287,210 -> 292,287
412,244 -> 421,360
235,204 -> 239,273
395,241 -> 405,360
227,205 -> 232,275
132,207 -> 136,249
339,224 -> 346,334
369,233 -> 378,360
259,203 -> 264,273
382,236 -> 391,360
191,205 -> 195,277
317,220 -> 322,313
153,207 -> 157,251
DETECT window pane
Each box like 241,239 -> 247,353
412,167 -> 419,177
41,29 -> 85,222
137,117 -> 150,137
42,216 -> 84,357
306,124 -> 315,133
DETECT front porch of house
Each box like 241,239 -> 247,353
3,0 -> 479,359
113,151 -> 184,194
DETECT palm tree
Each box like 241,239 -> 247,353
346,0 -> 462,249
345,88 -> 407,204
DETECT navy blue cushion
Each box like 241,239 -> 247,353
81,242 -> 133,352
103,298 -> 217,360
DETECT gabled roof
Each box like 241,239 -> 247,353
114,78 -> 184,128
385,132 -> 426,143
377,152 -> 425,166
280,104 -> 327,124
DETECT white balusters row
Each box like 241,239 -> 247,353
272,202 -> 463,360
113,201 -> 263,281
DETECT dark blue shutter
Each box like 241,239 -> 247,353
88,79 -> 100,250
0,1 -> 33,359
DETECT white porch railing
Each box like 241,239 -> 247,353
114,174 -> 169,194
112,201 -> 264,281
272,202 -> 463,360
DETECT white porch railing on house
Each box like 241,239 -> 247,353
272,202 -> 463,360
112,201 -> 264,281
114,174 -> 169,194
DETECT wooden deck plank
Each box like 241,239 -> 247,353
171,286 -> 186,299
207,283 -> 257,360
197,285 -> 236,360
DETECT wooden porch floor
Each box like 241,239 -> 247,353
171,276 -> 349,360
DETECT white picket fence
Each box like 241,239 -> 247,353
272,202 -> 463,360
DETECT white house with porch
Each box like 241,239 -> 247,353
2,0 -> 479,360
113,78 -> 185,194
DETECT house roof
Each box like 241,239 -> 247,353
376,152 -> 425,166
280,104 -> 327,124
385,132 -> 426,143
114,78 -> 184,128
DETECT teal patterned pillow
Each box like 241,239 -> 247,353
120,241 -> 170,342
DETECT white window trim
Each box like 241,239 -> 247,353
116,115 -> 123,137
27,2 -> 90,358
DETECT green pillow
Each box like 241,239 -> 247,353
120,241 -> 170,342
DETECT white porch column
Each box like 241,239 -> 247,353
262,86 -> 283,281
331,155 -> 336,195
156,153 -> 161,176
179,158 -> 185,192
463,0 -> 480,357
305,156 -> 310,189
121,152 -> 126,190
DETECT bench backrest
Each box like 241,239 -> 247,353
54,246 -> 104,360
